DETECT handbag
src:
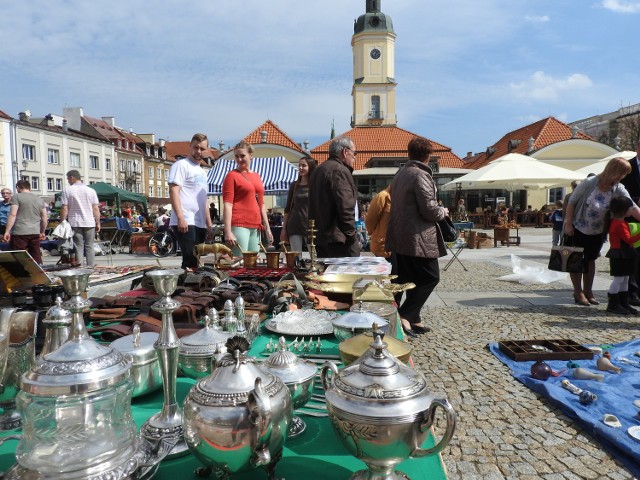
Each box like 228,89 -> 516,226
437,216 -> 458,243
548,235 -> 585,273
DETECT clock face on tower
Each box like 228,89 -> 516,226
370,48 -> 381,59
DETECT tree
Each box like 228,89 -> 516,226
617,114 -> 640,150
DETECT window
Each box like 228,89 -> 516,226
164,169 -> 168,180
149,185 -> 154,197
47,149 -> 60,165
149,166 -> 154,178
90,155 -> 99,169
548,187 -> 563,204
31,176 -> 39,190
164,186 -> 169,197
120,160 -> 126,172
157,167 -> 162,179
105,158 -> 111,171
22,144 -> 35,161
370,95 -> 381,119
47,178 -> 54,191
70,152 -> 80,167
55,178 -> 63,191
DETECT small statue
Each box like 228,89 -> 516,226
596,355 -> 622,374
571,367 -> 605,382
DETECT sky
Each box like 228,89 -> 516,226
1,0 -> 639,158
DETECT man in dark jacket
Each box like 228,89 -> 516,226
308,136 -> 360,257
620,139 -> 640,305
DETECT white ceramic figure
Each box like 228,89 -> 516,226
571,367 -> 605,382
596,356 -> 622,374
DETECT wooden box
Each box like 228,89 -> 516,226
498,339 -> 594,362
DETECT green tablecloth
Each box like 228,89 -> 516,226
0,328 -> 448,479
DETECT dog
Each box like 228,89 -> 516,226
194,243 -> 234,267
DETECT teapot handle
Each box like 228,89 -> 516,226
320,361 -> 338,391
247,377 -> 273,468
411,398 -> 456,458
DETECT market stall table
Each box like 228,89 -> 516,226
0,318 -> 449,479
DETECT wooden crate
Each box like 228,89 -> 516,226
498,339 -> 594,362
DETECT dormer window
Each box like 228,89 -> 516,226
117,139 -> 122,148
507,139 -> 522,152
486,147 -> 497,157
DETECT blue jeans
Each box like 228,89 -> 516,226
173,226 -> 207,269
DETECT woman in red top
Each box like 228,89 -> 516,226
606,196 -> 640,314
223,142 -> 273,255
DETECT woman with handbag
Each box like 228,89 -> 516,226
281,156 -> 317,252
386,137 -> 448,337
222,142 -> 273,256
564,157 -> 640,306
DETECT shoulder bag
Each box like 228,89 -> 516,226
437,216 -> 458,243
548,235 -> 585,273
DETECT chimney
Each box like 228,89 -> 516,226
62,107 -> 83,131
45,114 -> 54,127
62,119 -> 69,132
528,136 -> 535,153
260,131 -> 267,143
466,151 -> 472,159
571,125 -> 579,139
18,110 -> 31,121
303,139 -> 309,151
159,138 -> 166,147
102,116 -> 116,128
218,141 -> 225,151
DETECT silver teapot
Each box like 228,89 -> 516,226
321,333 -> 456,480
183,336 -> 292,479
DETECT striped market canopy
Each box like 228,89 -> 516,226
207,157 -> 299,195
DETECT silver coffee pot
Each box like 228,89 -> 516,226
321,333 -> 457,480
183,336 -> 292,480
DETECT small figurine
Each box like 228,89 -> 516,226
561,379 -> 582,395
596,355 -> 622,374
571,367 -> 605,382
579,390 -> 597,405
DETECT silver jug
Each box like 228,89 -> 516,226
183,336 -> 292,479
321,333 -> 457,480
0,308 -> 37,430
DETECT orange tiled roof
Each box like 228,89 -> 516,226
242,120 -> 305,153
466,116 -> 592,169
0,109 -> 11,120
310,126 -> 464,170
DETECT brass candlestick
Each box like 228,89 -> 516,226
307,219 -> 320,273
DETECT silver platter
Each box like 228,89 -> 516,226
264,309 -> 337,336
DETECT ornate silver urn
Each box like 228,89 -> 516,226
5,269 -> 171,479
260,336 -> 317,438
183,336 -> 292,480
321,334 -> 457,480
178,315 -> 231,379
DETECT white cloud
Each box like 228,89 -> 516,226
602,0 -> 640,13
524,15 -> 550,23
509,71 -> 593,101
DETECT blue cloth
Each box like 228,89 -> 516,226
0,202 -> 10,226
489,339 -> 640,476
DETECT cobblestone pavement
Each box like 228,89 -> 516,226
410,259 -> 638,480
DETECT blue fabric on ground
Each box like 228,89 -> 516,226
489,339 -> 640,476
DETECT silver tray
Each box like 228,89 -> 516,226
264,309 -> 338,336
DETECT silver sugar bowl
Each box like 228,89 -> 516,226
178,315 -> 232,379
260,336 -> 317,438
183,336 -> 292,480
111,324 -> 162,398
332,302 -> 389,342
321,334 -> 457,480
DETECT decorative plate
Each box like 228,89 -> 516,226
265,309 -> 338,336
628,425 -> 640,441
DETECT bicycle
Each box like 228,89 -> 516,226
148,227 -> 180,258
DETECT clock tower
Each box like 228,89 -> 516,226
351,0 -> 397,127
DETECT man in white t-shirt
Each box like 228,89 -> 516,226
60,170 -> 101,267
169,133 -> 213,270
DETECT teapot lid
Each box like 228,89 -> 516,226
260,337 -> 316,384
332,304 -> 389,330
189,336 -> 283,406
179,316 -> 232,356
42,297 -> 72,326
332,334 -> 426,401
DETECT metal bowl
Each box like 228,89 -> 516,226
331,304 -> 389,342
111,327 -> 162,398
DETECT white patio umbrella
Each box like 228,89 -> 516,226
573,151 -> 636,177
441,152 -> 584,205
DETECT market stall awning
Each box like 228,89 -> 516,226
207,157 -> 298,195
